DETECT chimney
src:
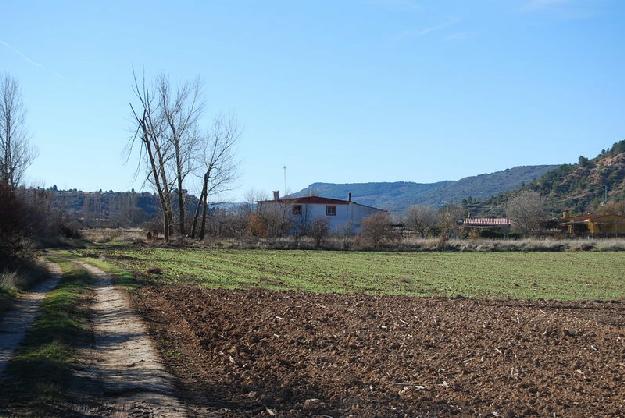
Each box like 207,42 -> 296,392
273,190 -> 280,201
348,192 -> 352,202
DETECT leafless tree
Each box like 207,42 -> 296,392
158,75 -> 203,236
404,205 -> 438,238
243,188 -> 269,214
360,212 -> 397,247
256,201 -> 292,238
506,191 -> 546,235
0,74 -> 36,189
128,71 -> 175,241
191,115 -> 240,240
437,204 -> 464,239
308,218 -> 329,247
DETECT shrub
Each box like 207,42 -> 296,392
360,212 -> 397,248
0,183 -> 27,259
309,219 -> 329,248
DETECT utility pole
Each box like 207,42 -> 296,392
283,165 -> 287,196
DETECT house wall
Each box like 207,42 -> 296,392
262,201 -> 383,234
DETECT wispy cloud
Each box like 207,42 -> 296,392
0,39 -> 43,68
520,0 -> 598,19
395,17 -> 461,41
445,31 -> 474,41
522,0 -> 571,11
0,39 -> 64,79
369,0 -> 422,11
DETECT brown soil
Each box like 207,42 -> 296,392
132,286 -> 625,417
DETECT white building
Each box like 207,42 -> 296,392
258,192 -> 385,234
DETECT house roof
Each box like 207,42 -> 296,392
563,214 -> 625,224
463,218 -> 512,226
258,195 -> 383,210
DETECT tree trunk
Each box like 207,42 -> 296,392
190,173 -> 208,239
199,188 -> 209,241
177,178 -> 185,237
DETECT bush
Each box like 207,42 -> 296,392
0,183 -> 27,259
360,212 -> 397,248
309,219 -> 329,248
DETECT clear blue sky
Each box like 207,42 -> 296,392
2,0 -> 624,200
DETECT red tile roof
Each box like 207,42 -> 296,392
463,218 -> 511,226
260,196 -> 352,205
258,195 -> 384,211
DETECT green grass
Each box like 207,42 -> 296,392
0,260 -> 93,415
94,247 -> 625,301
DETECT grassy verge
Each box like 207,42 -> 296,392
88,247 -> 625,301
0,285 -> 17,316
0,258 -> 49,319
0,260 -> 93,416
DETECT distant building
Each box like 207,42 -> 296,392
258,192 -> 384,234
562,213 -> 625,237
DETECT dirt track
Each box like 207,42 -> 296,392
78,263 -> 186,417
133,286 -> 625,417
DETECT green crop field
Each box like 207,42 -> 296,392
88,248 -> 625,301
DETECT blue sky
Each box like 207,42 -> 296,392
2,0 -> 624,199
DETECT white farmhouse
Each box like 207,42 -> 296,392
258,192 -> 385,234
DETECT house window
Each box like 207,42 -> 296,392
292,205 -> 302,215
326,205 -> 336,216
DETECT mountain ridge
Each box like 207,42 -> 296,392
291,165 -> 559,213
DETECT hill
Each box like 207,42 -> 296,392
529,140 -> 625,213
291,165 -> 558,213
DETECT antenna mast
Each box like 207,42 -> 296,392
283,165 -> 287,196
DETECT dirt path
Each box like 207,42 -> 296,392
0,262 -> 61,376
77,262 -> 187,417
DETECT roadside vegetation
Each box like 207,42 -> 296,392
0,260 -> 49,319
90,247 -> 625,301
0,260 -> 93,416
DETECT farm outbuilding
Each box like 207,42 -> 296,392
562,213 -> 625,237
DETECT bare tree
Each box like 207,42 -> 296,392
243,188 -> 269,214
128,72 -> 175,241
0,74 -> 36,188
404,205 -> 438,238
191,115 -> 240,241
506,191 -> 546,235
256,201 -> 292,239
158,75 -> 203,236
437,204 -> 464,239
360,212 -> 396,247
309,218 -> 329,247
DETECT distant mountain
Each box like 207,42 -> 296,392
291,165 -> 558,213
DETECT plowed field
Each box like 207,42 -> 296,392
133,286 -> 625,417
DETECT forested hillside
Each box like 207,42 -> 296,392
470,140 -> 625,217
528,140 -> 625,213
